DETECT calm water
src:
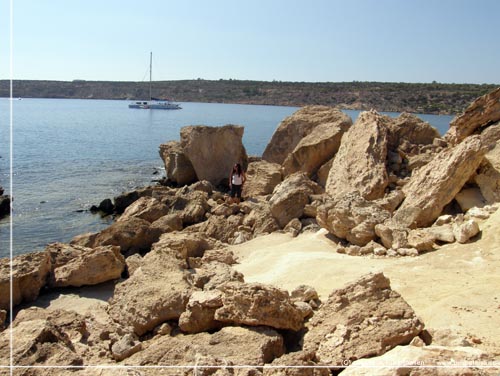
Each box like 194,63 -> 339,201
0,98 -> 454,257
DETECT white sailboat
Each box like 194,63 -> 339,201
129,52 -> 182,110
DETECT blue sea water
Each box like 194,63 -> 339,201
0,98 -> 454,257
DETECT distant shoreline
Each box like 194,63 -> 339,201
1,79 -> 498,115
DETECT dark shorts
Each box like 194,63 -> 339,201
230,184 -> 242,198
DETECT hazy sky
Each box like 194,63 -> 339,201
1,0 -> 499,84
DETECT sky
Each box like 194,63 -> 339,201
1,0 -> 499,84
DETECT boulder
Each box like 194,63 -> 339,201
190,261 -> 244,291
191,213 -> 243,244
303,273 -> 424,365
90,217 -> 155,254
0,308 -> 84,367
111,333 -> 142,361
444,87 -> 500,146
453,219 -> 480,243
475,141 -> 500,204
263,106 -> 348,164
424,224 -> 456,243
180,125 -> 248,186
325,110 -> 390,201
153,231 -> 211,260
45,242 -> 125,288
0,251 -> 51,311
317,158 -> 333,187
117,196 -> 169,223
214,282 -> 304,331
340,344 -> 496,375
149,213 -> 183,240
107,247 -> 192,336
317,192 -> 391,246
159,140 -> 197,185
387,112 -> 440,149
167,190 -> 210,225
242,200 -> 280,235
242,160 -> 283,198
178,290 -> 224,333
396,136 -> 487,227
282,111 -> 351,176
201,249 -> 237,265
269,172 -> 322,228
125,326 -> 284,367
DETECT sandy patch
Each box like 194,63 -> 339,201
231,209 -> 500,355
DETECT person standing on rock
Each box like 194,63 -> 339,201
229,163 -> 246,204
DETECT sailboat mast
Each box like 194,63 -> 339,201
149,52 -> 152,101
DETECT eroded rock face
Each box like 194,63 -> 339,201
180,125 -> 248,186
317,192 -> 391,246
282,111 -> 352,177
46,243 -> 125,288
303,273 -> 424,365
125,326 -> 285,367
325,110 -> 390,201
263,351 -> 330,376
107,247 -> 191,336
0,251 -> 51,310
397,136 -> 486,227
214,282 -> 304,331
445,87 -> 500,146
178,290 -> 223,333
269,172 -> 323,228
263,106 -> 346,164
159,140 -> 197,185
242,160 -> 283,198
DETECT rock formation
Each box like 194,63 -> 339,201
444,87 -> 500,146
242,160 -> 282,198
180,125 -> 248,185
325,110 -> 390,201
303,272 -> 424,365
263,106 -> 348,164
282,111 -> 351,176
159,140 -> 197,186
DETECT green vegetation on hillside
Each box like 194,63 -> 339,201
1,79 -> 497,115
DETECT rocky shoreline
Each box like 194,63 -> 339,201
1,87 -> 500,374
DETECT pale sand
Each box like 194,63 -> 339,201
231,209 -> 500,355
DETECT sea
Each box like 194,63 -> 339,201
0,98 -> 454,258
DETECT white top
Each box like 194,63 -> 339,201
232,173 -> 243,185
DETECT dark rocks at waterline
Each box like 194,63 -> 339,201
0,195 -> 11,219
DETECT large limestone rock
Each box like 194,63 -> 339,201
317,192 -> 391,246
46,243 -> 125,288
387,112 -> 440,149
159,140 -> 197,185
242,160 -> 283,198
445,87 -> 500,146
325,110 -> 390,201
269,172 -> 323,228
475,140 -> 500,204
214,282 -> 304,331
282,111 -> 351,176
125,326 -> 284,367
340,344 -> 497,375
0,251 -> 51,310
397,136 -> 487,227
0,307 -> 85,367
117,196 -> 169,223
178,290 -> 224,333
180,125 -> 248,186
263,106 -> 347,164
153,231 -> 211,260
90,217 -> 155,254
107,246 -> 192,336
303,273 -> 424,365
